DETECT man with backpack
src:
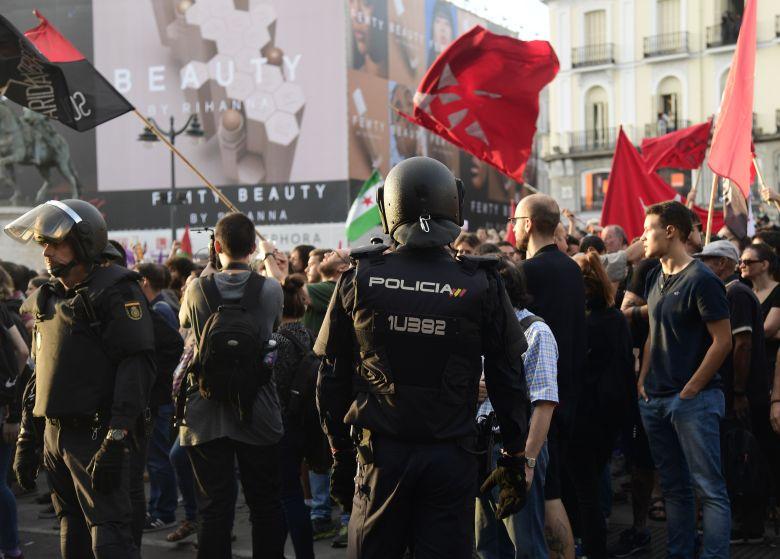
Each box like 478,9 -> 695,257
178,212 -> 285,558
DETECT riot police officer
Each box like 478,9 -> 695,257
4,200 -> 155,559
315,157 -> 532,558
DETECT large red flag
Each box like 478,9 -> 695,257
641,120 -> 712,172
400,26 -> 559,182
707,0 -> 756,199
602,128 -> 722,240
0,10 -> 133,130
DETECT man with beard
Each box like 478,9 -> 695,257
512,194 -> 587,559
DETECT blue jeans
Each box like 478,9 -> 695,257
639,389 -> 731,559
0,439 -> 20,553
170,438 -> 198,521
475,442 -> 548,559
147,405 -> 177,523
308,469 -> 349,526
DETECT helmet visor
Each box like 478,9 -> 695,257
3,201 -> 81,245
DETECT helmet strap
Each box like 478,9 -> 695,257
48,259 -> 78,278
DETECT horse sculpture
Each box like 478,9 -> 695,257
0,99 -> 81,205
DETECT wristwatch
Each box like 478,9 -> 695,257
106,429 -> 127,442
523,456 -> 536,468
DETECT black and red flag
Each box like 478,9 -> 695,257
0,10 -> 132,131
400,26 -> 559,183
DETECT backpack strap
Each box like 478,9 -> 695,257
199,275 -> 223,315
239,272 -> 266,310
519,314 -> 545,333
278,328 -> 312,356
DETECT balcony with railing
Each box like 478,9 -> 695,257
776,15 -> 780,38
643,32 -> 689,58
568,128 -> 617,154
706,23 -> 740,48
571,44 -> 616,68
644,120 -> 692,138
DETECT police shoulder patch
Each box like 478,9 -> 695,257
124,301 -> 143,320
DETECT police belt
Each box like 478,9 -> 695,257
46,413 -> 106,430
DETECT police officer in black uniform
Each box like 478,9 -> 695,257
4,200 -> 155,559
315,157 -> 532,558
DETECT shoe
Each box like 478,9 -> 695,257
608,527 -> 651,558
34,492 -> 52,505
166,520 -> 198,543
332,524 -> 348,548
312,517 -> 337,540
37,504 -> 56,519
729,530 -> 764,545
144,516 -> 176,533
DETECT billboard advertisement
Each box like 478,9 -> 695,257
0,0 -> 518,256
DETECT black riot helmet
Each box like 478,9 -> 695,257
4,199 -> 109,269
377,157 -> 464,247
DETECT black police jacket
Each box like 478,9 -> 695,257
314,244 -> 530,454
22,264 -> 156,430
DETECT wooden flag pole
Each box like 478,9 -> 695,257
133,110 -> 266,241
705,174 -> 718,245
753,157 -> 780,213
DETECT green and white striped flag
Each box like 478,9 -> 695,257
346,170 -> 383,242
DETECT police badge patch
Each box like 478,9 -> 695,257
125,301 -> 143,320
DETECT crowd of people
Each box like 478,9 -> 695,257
0,187 -> 780,559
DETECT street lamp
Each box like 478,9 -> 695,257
137,114 -> 205,242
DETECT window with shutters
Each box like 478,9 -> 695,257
657,0 -> 680,34
584,10 -> 606,46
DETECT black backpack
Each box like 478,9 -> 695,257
721,420 -> 769,506
277,329 -> 332,473
194,273 -> 271,423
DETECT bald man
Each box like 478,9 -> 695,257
513,194 -> 587,559
601,225 -> 629,254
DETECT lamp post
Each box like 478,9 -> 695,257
137,114 -> 205,242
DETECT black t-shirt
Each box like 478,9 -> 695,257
625,258 -> 660,349
0,303 -> 13,329
719,278 -> 769,406
645,259 -> 730,396
759,283 -> 780,367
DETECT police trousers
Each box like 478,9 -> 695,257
348,436 -> 478,559
43,421 -> 137,559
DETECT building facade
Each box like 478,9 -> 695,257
542,0 -> 780,221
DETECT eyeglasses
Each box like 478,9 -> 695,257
738,259 -> 762,267
507,216 -> 530,225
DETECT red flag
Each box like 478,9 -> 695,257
707,0 -> 756,199
641,120 -> 712,172
180,226 -> 192,257
601,128 -> 722,241
400,26 -> 559,182
0,10 -> 133,130
504,200 -> 516,246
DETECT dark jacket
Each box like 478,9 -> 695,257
271,321 -> 315,421
520,244 -> 587,435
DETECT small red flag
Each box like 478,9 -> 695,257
180,226 -> 192,257
400,26 -> 559,182
602,128 -> 722,241
641,120 -> 712,172
708,0 -> 756,199
504,200 -> 516,246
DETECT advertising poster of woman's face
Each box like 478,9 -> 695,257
425,0 -> 456,66
349,0 -> 389,78
389,82 -> 422,165
388,0 -> 426,85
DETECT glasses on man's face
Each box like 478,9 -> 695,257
738,259 -> 762,267
507,216 -> 530,225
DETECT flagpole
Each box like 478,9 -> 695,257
753,157 -> 780,213
133,110 -> 266,241
705,174 -> 718,245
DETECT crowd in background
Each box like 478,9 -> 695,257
1,193 -> 780,558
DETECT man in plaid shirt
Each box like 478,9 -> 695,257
476,260 -> 559,559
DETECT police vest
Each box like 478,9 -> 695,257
348,245 -> 493,442
29,265 -> 137,419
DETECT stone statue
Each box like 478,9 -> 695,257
0,98 -> 81,205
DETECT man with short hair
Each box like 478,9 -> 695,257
136,263 -> 178,330
454,232 -> 481,256
695,239 -> 770,544
638,201 -> 732,558
496,241 -> 521,263
179,212 -> 285,558
601,225 -> 629,254
305,248 -> 332,285
513,193 -> 587,558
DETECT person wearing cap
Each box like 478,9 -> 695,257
4,199 -> 155,559
696,240 -> 771,544
315,156 -> 531,558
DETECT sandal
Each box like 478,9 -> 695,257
648,497 -> 666,521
